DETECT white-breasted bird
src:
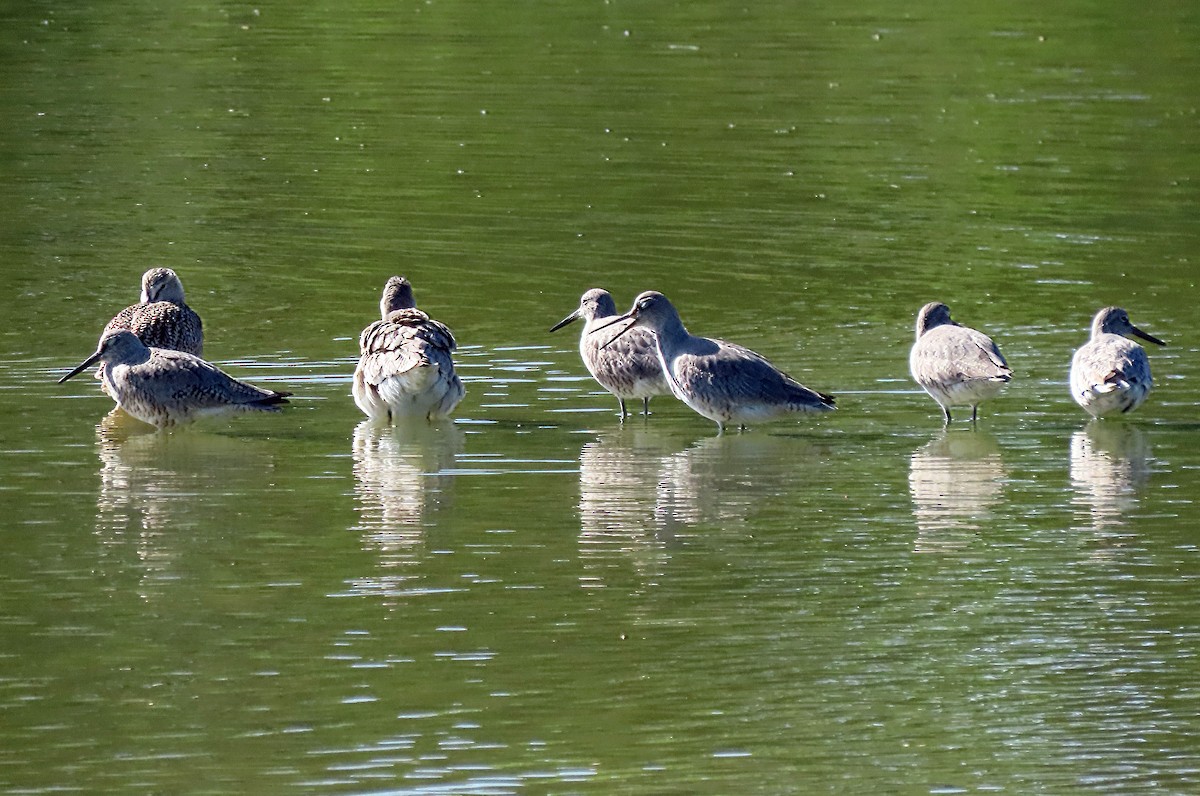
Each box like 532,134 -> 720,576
909,302 -> 1011,425
593,291 -> 835,433
550,288 -> 670,417
1069,306 -> 1165,418
353,276 -> 465,422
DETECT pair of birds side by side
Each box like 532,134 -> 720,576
909,302 -> 1166,424
59,268 -> 290,429
551,289 -> 836,433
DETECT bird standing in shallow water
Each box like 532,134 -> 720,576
97,267 -> 204,395
1070,306 -> 1165,418
909,302 -> 1012,426
59,330 -> 290,429
593,291 -> 835,433
550,288 -> 670,418
353,276 -> 465,422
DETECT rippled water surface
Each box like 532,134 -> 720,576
2,1 -> 1200,793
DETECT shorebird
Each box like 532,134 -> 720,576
550,288 -> 670,417
97,268 -> 204,395
59,329 -> 291,428
593,291 -> 835,433
1069,306 -> 1165,418
909,302 -> 1012,425
353,276 -> 465,422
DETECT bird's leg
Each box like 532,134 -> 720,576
942,406 -> 952,426
642,397 -> 651,416
618,398 -> 629,419
970,405 -> 979,423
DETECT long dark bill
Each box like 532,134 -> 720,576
591,311 -> 637,351
1131,326 -> 1167,347
58,350 -> 104,384
548,309 -> 581,333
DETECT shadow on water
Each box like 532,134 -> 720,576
908,430 -> 1006,553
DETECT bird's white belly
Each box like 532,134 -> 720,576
356,362 -> 462,421
923,378 -> 1006,409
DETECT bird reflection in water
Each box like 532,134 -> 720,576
349,420 -> 463,599
577,427 -> 680,590
654,434 -> 805,531
95,409 -> 277,598
908,431 -> 1006,552
578,430 -> 813,588
1070,423 -> 1152,540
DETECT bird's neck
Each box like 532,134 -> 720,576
652,316 -> 689,357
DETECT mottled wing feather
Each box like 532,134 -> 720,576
1109,347 -> 1149,385
582,325 -> 668,396
103,301 -> 204,355
357,309 -> 459,387
1082,341 -> 1149,391
382,308 -> 456,349
136,350 -> 283,407
103,305 -> 141,335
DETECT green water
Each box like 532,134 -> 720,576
2,1 -> 1199,793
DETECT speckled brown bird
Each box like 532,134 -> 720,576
97,268 -> 203,396
60,330 -> 289,428
353,276 -> 464,422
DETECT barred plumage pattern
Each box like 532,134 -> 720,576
353,277 -> 464,422
62,330 -> 289,429
97,268 -> 203,396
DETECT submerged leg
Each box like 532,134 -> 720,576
642,397 -> 651,416
942,405 -> 952,426
617,397 -> 629,419
970,405 -> 979,423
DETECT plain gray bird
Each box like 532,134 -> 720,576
909,302 -> 1011,425
593,291 -> 835,433
1069,306 -> 1165,418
